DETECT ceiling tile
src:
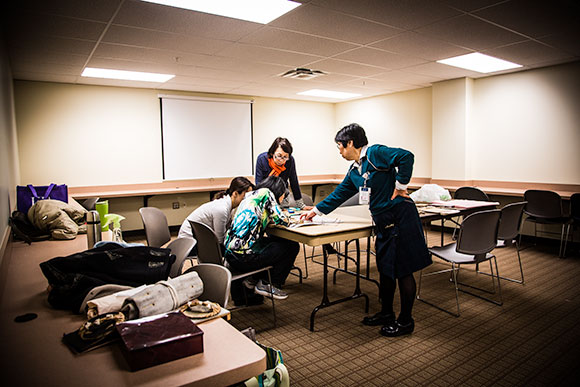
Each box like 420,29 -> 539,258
7,0 -> 123,22
308,58 -> 387,77
9,48 -> 88,67
539,34 -> 580,57
102,25 -> 231,55
12,61 -> 84,76
333,47 -> 428,70
238,27 -> 358,57
6,11 -> 107,41
113,0 -> 263,41
270,3 -> 401,44
404,62 -> 481,79
371,31 -> 471,61
416,14 -> 527,51
93,43 -> 211,67
438,0 -> 505,12
371,70 -> 444,85
7,36 -> 96,56
483,40 -> 575,67
310,0 -> 461,30
214,43 -> 323,67
11,72 -> 79,83
473,0 -> 580,39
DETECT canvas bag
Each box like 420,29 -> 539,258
17,183 -> 68,214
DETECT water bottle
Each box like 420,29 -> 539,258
86,210 -> 102,249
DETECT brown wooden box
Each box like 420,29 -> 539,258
116,311 -> 204,371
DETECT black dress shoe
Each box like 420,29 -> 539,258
380,319 -> 415,337
362,312 -> 396,326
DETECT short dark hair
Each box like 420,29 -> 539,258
335,123 -> 368,148
256,176 -> 288,201
214,177 -> 255,200
267,137 -> 293,157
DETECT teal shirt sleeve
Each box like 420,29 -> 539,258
315,171 -> 358,215
371,145 -> 414,185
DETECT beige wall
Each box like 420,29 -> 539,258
252,97 -> 339,175
1,37 -> 20,257
471,61 -> 580,184
432,78 -> 470,180
334,87 -> 433,179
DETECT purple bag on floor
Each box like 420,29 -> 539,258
17,183 -> 68,214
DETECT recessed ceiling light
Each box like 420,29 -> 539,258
437,53 -> 522,73
297,89 -> 361,100
140,0 -> 301,24
81,68 -> 175,83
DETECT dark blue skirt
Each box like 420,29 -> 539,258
372,199 -> 431,279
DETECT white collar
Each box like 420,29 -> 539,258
353,145 -> 368,170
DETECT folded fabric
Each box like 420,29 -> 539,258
122,271 -> 203,320
83,285 -> 147,318
79,284 -> 134,314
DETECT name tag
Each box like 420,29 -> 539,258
359,187 -> 371,205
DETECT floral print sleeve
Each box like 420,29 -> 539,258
264,190 -> 290,227
225,188 -> 289,254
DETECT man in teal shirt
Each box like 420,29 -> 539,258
303,123 -> 431,337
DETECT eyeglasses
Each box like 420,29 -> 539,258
274,153 -> 289,161
336,143 -> 344,149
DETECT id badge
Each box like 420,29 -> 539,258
359,187 -> 371,205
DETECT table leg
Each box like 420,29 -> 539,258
309,240 -> 369,331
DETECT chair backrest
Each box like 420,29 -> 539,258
570,193 -> 580,221
340,193 -> 360,207
184,263 -> 232,307
454,186 -> 490,201
190,220 -> 224,265
139,207 -> 171,247
457,209 -> 501,257
287,192 -> 314,207
523,190 -> 563,218
301,193 -> 314,206
498,201 -> 526,241
167,237 -> 196,277
81,197 -> 99,211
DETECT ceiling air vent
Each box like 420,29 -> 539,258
280,68 -> 326,80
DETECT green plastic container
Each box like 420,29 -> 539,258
95,200 -> 109,231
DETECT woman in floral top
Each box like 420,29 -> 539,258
225,176 -> 299,300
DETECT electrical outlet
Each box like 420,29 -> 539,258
172,202 -> 180,209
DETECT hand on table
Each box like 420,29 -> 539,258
300,209 -> 317,222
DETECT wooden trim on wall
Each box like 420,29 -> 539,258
431,179 -> 579,199
68,176 -> 578,200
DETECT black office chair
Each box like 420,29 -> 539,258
190,220 -> 277,328
521,190 -> 571,257
454,186 -> 490,201
477,202 -> 527,284
562,193 -> 579,257
449,187 -> 491,239
417,209 -> 502,317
